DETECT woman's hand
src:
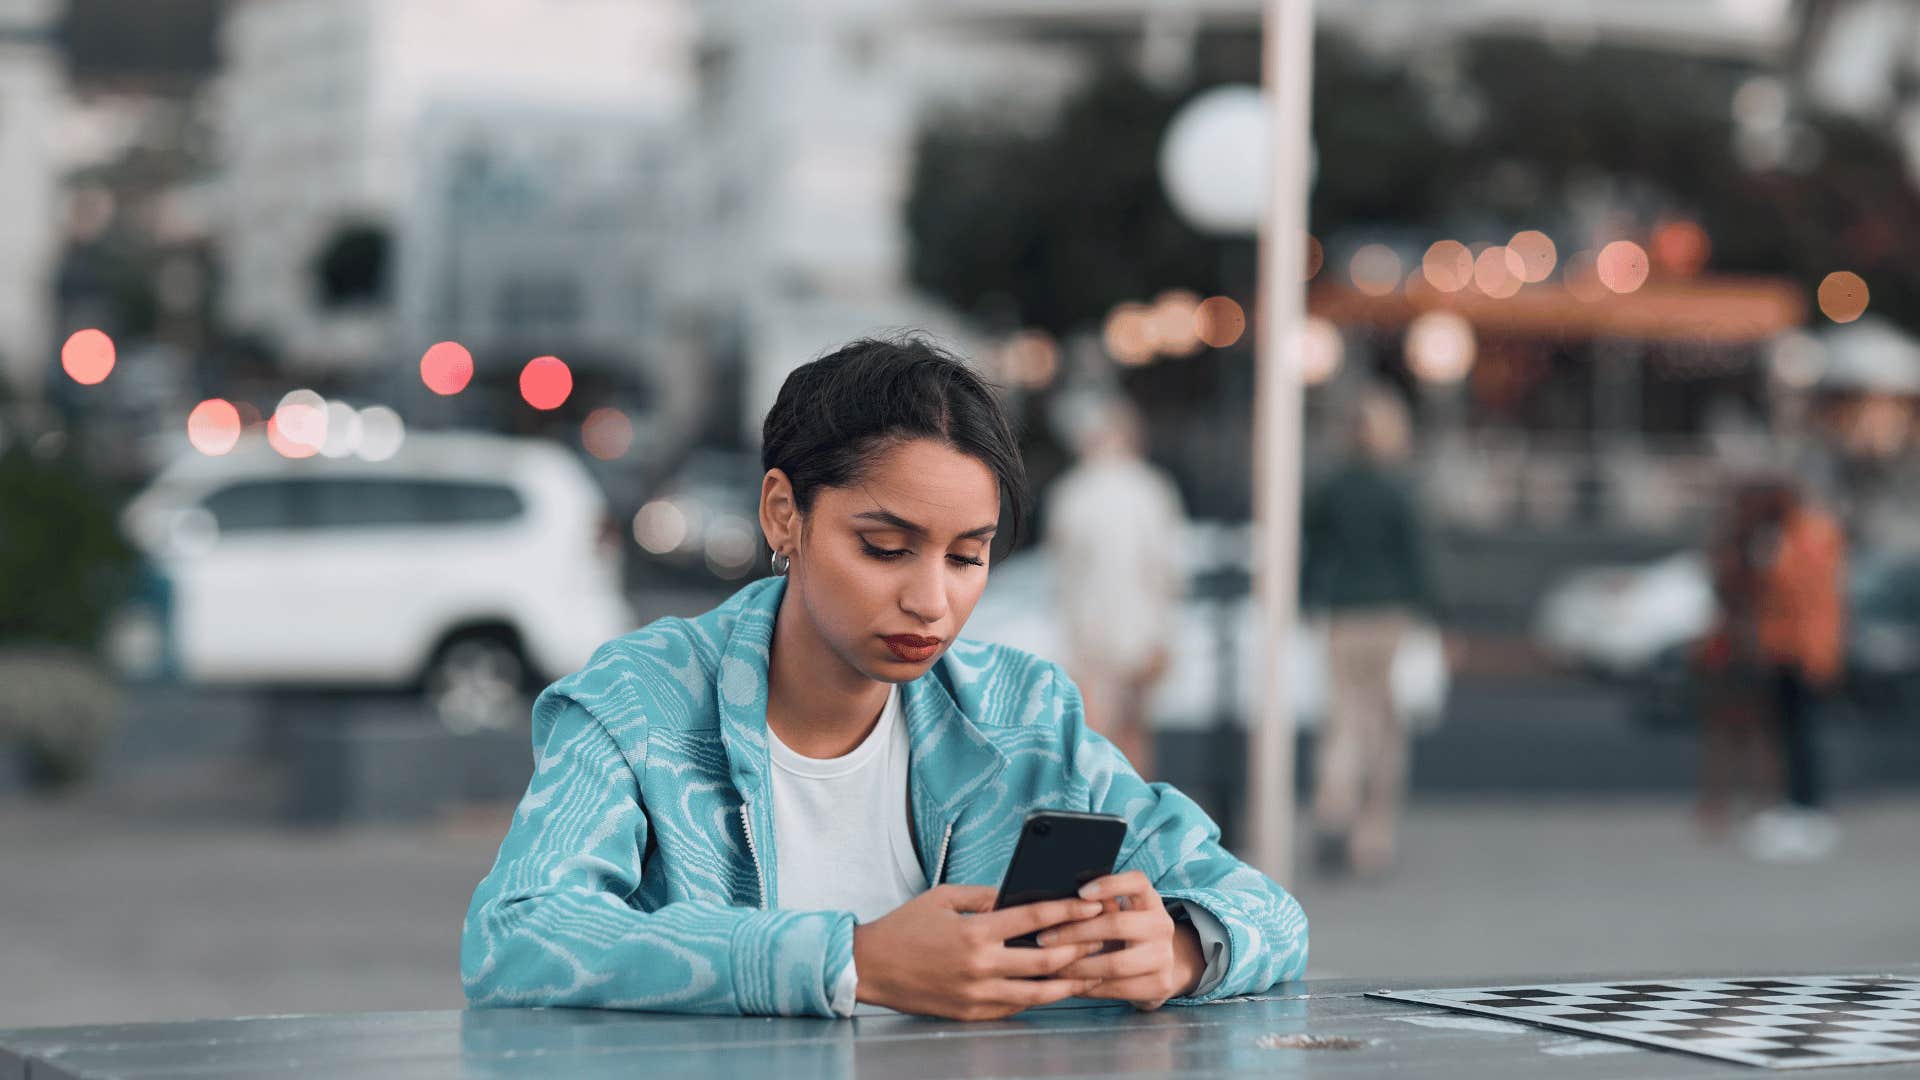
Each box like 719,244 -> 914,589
1036,871 -> 1207,1011
852,885 -> 1108,1020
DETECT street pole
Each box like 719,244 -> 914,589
1248,0 -> 1313,883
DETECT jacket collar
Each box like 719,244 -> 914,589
713,576 -> 1007,888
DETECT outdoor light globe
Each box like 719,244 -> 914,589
1406,311 -> 1477,383
1159,86 -> 1272,234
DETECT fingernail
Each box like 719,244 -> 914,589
1080,901 -> 1101,917
1078,883 -> 1100,899
1036,931 -> 1056,946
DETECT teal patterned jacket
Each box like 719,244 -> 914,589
461,576 -> 1309,1016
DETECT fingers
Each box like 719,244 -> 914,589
973,897 -> 1103,940
1053,944 -> 1164,982
991,941 -> 1104,978
1077,870 -> 1153,903
1032,908 -> 1160,947
928,884 -> 999,912
977,976 -> 1102,1011
1074,975 -> 1172,1008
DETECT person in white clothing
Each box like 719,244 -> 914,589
1045,397 -> 1188,778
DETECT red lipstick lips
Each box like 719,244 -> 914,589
882,635 -> 941,663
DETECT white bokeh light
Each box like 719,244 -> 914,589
274,389 -> 328,451
319,401 -> 364,459
633,500 -> 689,555
704,516 -> 759,579
1158,86 -> 1271,234
355,406 -> 405,462
1300,317 -> 1344,385
1406,311 -> 1477,383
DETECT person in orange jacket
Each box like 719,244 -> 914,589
1741,479 -> 1847,861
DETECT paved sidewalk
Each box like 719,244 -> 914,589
2,765 -> 1914,1028
1288,794 -> 1920,981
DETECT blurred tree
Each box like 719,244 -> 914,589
0,446 -> 139,651
907,64 -> 1246,337
1455,36 -> 1920,335
906,33 -> 1920,339
903,31 -> 1920,519
0,445 -> 133,782
905,60 -> 1260,520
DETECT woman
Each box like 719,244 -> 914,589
462,336 -> 1308,1020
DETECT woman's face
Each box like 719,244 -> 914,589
764,438 -> 1000,683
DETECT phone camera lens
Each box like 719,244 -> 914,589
1032,821 -> 1051,837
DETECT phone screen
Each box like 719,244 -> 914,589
992,810 -> 1127,946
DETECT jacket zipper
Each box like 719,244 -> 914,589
740,803 -> 766,908
933,822 -> 954,885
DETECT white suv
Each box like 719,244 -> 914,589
118,430 -> 636,729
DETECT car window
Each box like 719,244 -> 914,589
422,481 -> 525,524
201,481 -> 296,532
199,478 -> 525,532
301,479 -> 434,529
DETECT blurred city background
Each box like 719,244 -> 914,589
4,0 -> 1920,1029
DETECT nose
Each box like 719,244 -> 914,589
898,558 -> 949,626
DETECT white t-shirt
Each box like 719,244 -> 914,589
769,682 -> 926,1014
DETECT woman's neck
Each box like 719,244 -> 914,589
764,586 -> 892,759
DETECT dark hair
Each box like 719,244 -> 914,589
762,334 -> 1030,551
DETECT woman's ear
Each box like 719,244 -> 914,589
759,469 -> 799,557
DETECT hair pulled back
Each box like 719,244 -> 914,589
761,334 -> 1029,550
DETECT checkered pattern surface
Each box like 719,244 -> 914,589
1370,976 -> 1920,1069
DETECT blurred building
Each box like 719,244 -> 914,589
0,0 -> 65,400
212,0 -> 693,374
690,0 -> 1082,440
393,100 -> 693,379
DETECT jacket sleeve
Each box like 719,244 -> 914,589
460,690 -> 855,1016
1055,666 -> 1309,1002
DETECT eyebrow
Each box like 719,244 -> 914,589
851,509 -> 998,540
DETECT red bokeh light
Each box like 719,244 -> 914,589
519,356 -> 573,411
420,341 -> 474,396
1651,220 -> 1711,277
61,329 -> 116,385
187,399 -> 243,456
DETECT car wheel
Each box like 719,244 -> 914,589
425,633 -> 527,734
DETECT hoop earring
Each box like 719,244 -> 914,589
770,551 -> 791,576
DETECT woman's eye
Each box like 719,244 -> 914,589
860,541 -> 983,567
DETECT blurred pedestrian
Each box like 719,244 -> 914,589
1300,387 -> 1442,878
1046,397 -> 1187,779
1692,482 -> 1780,837
1740,479 -> 1847,862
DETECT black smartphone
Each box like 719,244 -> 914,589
991,810 -> 1128,947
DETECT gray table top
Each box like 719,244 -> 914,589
7,969 -> 1919,1079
